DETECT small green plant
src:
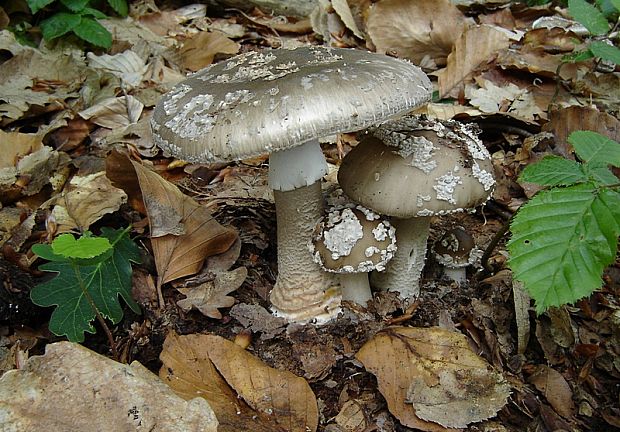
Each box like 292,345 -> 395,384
26,0 -> 129,49
31,227 -> 141,353
508,131 -> 620,313
564,0 -> 620,65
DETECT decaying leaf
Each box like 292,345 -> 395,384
367,0 -> 466,68
49,171 -> 128,233
437,25 -> 510,98
527,365 -> 575,419
177,267 -> 247,319
160,332 -> 318,432
0,342 -> 218,432
512,280 -> 531,355
0,130 -> 43,168
79,96 -> 144,129
356,326 -> 511,430
335,400 -> 368,431
179,31 -> 240,72
87,50 -> 149,89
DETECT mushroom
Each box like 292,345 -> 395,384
309,205 -> 397,306
433,227 -> 480,284
337,115 -> 495,301
151,46 -> 432,323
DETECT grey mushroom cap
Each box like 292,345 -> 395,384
150,46 -> 432,164
434,227 -> 479,268
338,115 -> 495,218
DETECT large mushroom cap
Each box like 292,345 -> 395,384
338,116 -> 495,218
151,46 -> 432,163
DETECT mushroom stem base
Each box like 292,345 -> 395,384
370,217 -> 430,301
340,273 -> 373,306
270,182 -> 341,323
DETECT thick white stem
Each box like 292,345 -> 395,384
268,179 -> 341,324
268,139 -> 328,192
370,217 -> 430,300
339,272 -> 372,306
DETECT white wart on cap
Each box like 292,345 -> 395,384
151,47 -> 432,323
309,205 -> 396,305
433,227 -> 481,284
338,115 -> 495,301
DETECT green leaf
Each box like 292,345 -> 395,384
40,13 -> 81,41
51,233 -> 112,259
72,16 -> 112,48
562,50 -> 595,63
32,243 -> 69,263
30,228 -> 141,342
107,0 -> 128,16
568,0 -> 610,35
582,163 -> 619,185
81,7 -> 108,19
520,156 -> 588,186
27,0 -> 56,14
611,0 -> 620,11
508,184 -> 620,313
60,0 -> 90,12
569,130 -> 620,166
589,41 -> 620,64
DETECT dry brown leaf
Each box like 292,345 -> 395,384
356,326 -> 511,430
437,25 -> 510,98
79,96 -> 144,129
0,342 -> 218,432
332,0 -> 363,38
335,400 -> 367,431
177,267 -> 247,319
180,31 -> 240,72
528,365 -> 575,419
50,171 -> 128,233
367,0 -> 465,68
87,51 -> 148,89
160,332 -> 318,432
106,151 -> 238,285
512,280 -> 531,355
0,130 -> 43,168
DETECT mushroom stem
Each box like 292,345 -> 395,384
339,273 -> 373,306
267,139 -> 342,323
370,217 -> 430,300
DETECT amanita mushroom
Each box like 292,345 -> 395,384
151,46 -> 431,323
309,205 -> 397,306
433,227 -> 481,284
337,115 -> 495,301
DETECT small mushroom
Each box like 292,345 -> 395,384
433,227 -> 480,284
337,115 -> 495,301
309,205 -> 397,306
151,47 -> 431,323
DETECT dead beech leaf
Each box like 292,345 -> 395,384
0,130 -> 43,168
177,267 -> 247,319
79,96 -> 144,129
512,280 -> 531,355
356,326 -> 511,430
437,25 -> 510,98
367,0 -> 465,68
160,332 -> 318,432
528,365 -> 575,419
0,342 -> 218,432
180,31 -> 240,72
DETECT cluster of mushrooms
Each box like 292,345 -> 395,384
151,46 -> 495,324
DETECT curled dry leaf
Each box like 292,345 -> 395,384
367,0 -> 465,68
79,96 -> 144,129
437,25 -> 510,99
0,342 -> 218,432
87,51 -> 148,89
160,332 -> 318,432
177,267 -> 247,319
527,365 -> 575,419
356,326 -> 511,430
180,31 -> 240,72
0,130 -> 43,168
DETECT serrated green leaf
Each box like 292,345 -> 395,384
60,0 -> 90,12
81,7 -> 108,19
583,163 -> 619,185
107,0 -> 128,16
589,41 -> 620,64
40,13 -> 81,41
508,184 -> 620,313
520,156 -> 587,186
562,50 -> 595,63
568,0 -> 610,35
52,233 -> 111,259
27,0 -> 56,14
569,130 -> 620,166
72,16 -> 112,48
32,243 -> 69,263
30,228 -> 141,342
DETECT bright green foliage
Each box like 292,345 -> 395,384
568,0 -> 610,34
589,41 -> 620,66
31,227 -> 141,342
508,131 -> 620,313
26,0 -> 128,49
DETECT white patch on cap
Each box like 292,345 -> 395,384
323,208 -> 363,260
472,162 -> 495,191
163,84 -> 192,115
165,94 -> 216,139
433,172 -> 462,204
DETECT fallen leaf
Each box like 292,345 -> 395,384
437,25 -> 510,98
335,400 -> 368,431
87,51 -> 148,89
367,0 -> 466,68
180,31 -> 240,72
229,303 -> 288,340
512,280 -> 531,355
160,332 -> 318,432
177,267 -> 247,319
0,342 -> 218,431
0,130 -> 43,168
79,95 -> 144,129
527,365 -> 575,419
356,326 -> 511,430
332,0 -> 364,38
